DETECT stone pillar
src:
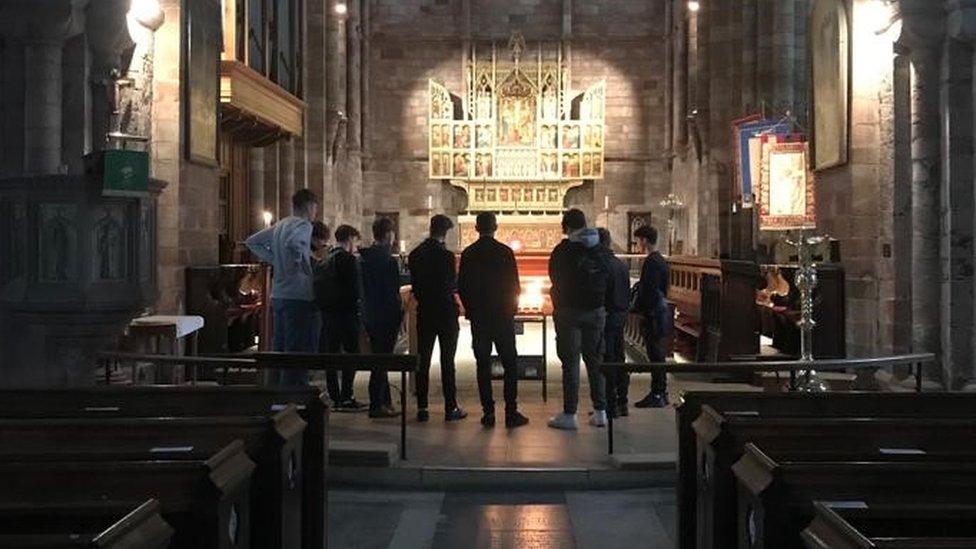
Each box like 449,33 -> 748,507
940,39 -> 975,388
279,138 -> 296,215
346,0 -> 361,155
24,40 -> 64,175
263,144 -> 280,219
326,0 -> 347,158
771,0 -> 796,112
249,147 -> 265,232
673,0 -> 688,148
909,45 -> 944,375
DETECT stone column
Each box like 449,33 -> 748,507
345,0 -> 362,155
279,138 -> 296,215
771,0 -> 795,112
326,0 -> 347,159
249,147 -> 265,232
940,38 -> 975,388
264,144 -> 280,219
898,4 -> 944,381
23,40 -> 64,175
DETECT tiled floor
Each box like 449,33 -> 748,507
328,488 -> 676,549
324,319 -> 755,468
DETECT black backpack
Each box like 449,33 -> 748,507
313,251 -> 342,310
572,246 -> 609,310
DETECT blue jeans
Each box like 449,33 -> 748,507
554,308 -> 606,414
271,298 -> 316,386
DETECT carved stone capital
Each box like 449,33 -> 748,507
946,0 -> 976,41
896,0 -> 946,51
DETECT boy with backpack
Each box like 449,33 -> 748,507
547,209 -> 610,430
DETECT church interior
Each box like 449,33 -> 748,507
1,0 -> 974,547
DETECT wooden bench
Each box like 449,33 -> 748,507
0,440 -> 254,549
693,408 -> 976,549
0,409 -> 304,549
802,502 -> 976,548
0,386 -> 328,549
734,444 -> 976,548
0,499 -> 173,549
673,388 -> 965,549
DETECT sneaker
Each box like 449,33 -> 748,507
368,405 -> 400,419
547,413 -> 579,430
417,409 -> 429,422
505,411 -> 530,429
445,407 -> 468,422
634,393 -> 669,409
481,413 -> 496,428
589,410 -> 608,427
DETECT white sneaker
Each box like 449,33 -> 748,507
547,413 -> 579,430
589,410 -> 607,428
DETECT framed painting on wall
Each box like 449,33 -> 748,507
184,0 -> 221,165
810,0 -> 850,171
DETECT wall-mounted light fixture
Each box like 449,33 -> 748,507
334,2 -> 348,16
687,1 -> 701,13
263,211 -> 274,227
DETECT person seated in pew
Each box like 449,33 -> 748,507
597,228 -> 632,418
631,224 -> 672,408
245,189 -> 319,387
360,217 -> 403,419
316,224 -> 367,411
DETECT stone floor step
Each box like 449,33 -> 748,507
329,440 -> 399,467
610,452 -> 676,470
328,464 -> 676,490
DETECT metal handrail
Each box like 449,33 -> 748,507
601,353 -> 937,455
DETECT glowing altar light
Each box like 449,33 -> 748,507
262,211 -> 274,228
518,279 -> 545,312
334,2 -> 348,15
687,1 -> 701,13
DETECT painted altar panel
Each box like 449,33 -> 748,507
427,36 -> 605,204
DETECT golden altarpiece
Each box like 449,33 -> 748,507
429,33 -> 605,253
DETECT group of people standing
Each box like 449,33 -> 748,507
245,189 -> 671,431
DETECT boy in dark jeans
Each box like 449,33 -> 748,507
631,225 -> 671,408
359,217 -> 402,418
319,225 -> 365,410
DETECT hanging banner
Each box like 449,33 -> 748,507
732,116 -> 793,206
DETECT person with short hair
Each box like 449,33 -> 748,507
597,228 -> 633,418
458,212 -> 529,429
547,208 -> 609,430
310,221 -> 331,262
359,217 -> 403,418
245,189 -> 319,386
631,224 -> 672,408
319,224 -> 365,410
407,215 -> 467,422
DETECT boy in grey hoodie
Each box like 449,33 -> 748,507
547,209 -> 610,430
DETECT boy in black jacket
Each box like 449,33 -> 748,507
631,225 -> 671,408
321,225 -> 365,410
597,228 -> 632,418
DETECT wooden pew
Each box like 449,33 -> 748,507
0,409 -> 305,549
693,407 -> 976,549
0,499 -> 173,549
0,440 -> 254,549
802,502 -> 976,548
666,256 -> 761,361
674,390 -> 975,549
734,444 -> 976,548
0,386 -> 328,549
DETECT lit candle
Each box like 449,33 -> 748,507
604,195 -> 610,210
400,239 -> 406,253
427,195 -> 433,209
262,211 -> 273,227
